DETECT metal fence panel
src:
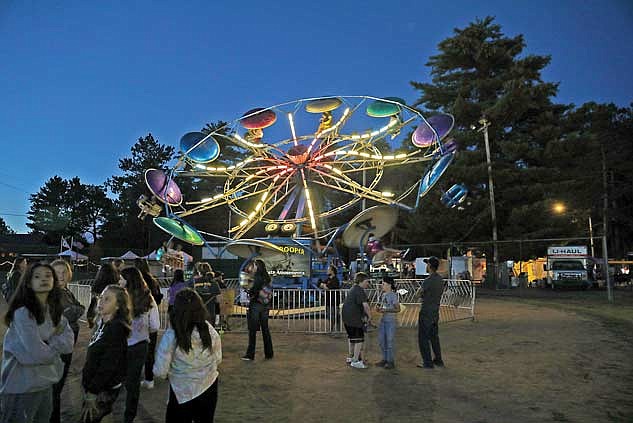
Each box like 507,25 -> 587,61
71,278 -> 475,333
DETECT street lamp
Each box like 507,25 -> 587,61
551,202 -> 595,257
551,201 -> 612,302
473,118 -> 499,287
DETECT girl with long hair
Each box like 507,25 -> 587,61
80,285 -> 132,423
154,289 -> 222,422
241,259 -> 274,361
86,263 -> 120,328
119,267 -> 160,423
0,263 -> 74,423
133,258 -> 162,390
50,259 -> 85,423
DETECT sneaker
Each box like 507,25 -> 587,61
433,358 -> 445,367
141,380 -> 154,389
384,362 -> 395,369
350,360 -> 368,369
346,356 -> 354,364
241,356 -> 253,361
375,360 -> 387,367
416,362 -> 434,369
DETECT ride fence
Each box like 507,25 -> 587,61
69,278 -> 475,333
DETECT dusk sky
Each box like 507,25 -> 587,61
1,0 -> 632,233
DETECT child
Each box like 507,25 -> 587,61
80,285 -> 131,423
119,267 -> 160,422
153,289 -> 222,422
87,263 -> 120,328
341,272 -> 372,369
375,276 -> 400,369
50,259 -> 86,423
0,263 -> 74,423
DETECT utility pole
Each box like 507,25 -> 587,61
601,142 -> 613,303
478,118 -> 499,288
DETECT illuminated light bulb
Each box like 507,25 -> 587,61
371,155 -> 382,159
261,191 -> 269,200
347,151 -> 358,155
351,134 -> 361,140
213,193 -> 223,199
227,165 -> 236,170
332,168 -> 342,174
395,153 -> 407,159
201,197 -> 213,202
359,152 -> 370,158
384,155 -> 394,160
240,220 -> 248,226
249,211 -> 256,218
370,130 -> 380,137
195,164 -> 206,170
381,191 -> 394,197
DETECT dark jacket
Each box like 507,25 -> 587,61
82,319 -> 129,394
248,275 -> 272,306
59,287 -> 85,337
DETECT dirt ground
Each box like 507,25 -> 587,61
60,295 -> 633,423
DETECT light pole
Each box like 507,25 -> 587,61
551,202 -> 611,302
474,118 -> 499,287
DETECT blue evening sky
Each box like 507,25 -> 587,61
1,0 -> 632,233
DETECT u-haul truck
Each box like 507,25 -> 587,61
546,246 -> 591,289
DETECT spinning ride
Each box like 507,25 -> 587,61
142,96 -> 459,246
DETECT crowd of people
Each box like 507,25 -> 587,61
0,253 -> 445,422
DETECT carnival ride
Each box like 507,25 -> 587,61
138,95 -> 464,283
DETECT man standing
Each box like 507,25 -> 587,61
342,272 -> 372,369
415,257 -> 445,369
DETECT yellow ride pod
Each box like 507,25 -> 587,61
366,97 -> 405,117
305,97 -> 343,113
240,108 -> 277,129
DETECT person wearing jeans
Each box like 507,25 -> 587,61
375,276 -> 400,369
414,257 -> 445,369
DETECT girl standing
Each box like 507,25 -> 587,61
134,259 -> 163,390
86,263 -> 120,328
154,289 -> 222,422
241,259 -> 273,361
375,276 -> 400,369
0,263 -> 74,423
50,259 -> 85,423
119,267 -> 160,422
80,285 -> 131,423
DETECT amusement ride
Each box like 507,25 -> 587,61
137,95 -> 467,286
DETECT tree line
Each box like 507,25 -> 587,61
7,17 -> 631,260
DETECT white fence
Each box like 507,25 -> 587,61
69,278 -> 475,333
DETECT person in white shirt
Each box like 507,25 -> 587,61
154,288 -> 222,423
119,267 -> 160,423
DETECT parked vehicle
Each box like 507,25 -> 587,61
546,246 -> 591,289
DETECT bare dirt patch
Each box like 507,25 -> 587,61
60,298 -> 633,422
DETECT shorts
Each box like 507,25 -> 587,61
344,324 -> 364,343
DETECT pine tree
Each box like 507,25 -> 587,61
406,17 -> 568,258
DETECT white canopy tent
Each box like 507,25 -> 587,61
58,249 -> 88,261
119,250 -> 140,260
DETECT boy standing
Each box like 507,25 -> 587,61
342,272 -> 372,369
